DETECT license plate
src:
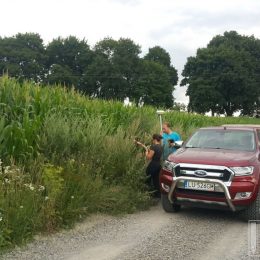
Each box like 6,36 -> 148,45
184,181 -> 215,191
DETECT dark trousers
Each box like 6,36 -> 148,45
146,161 -> 161,197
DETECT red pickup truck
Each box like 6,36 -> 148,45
160,125 -> 260,220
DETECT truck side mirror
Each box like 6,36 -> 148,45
174,140 -> 184,148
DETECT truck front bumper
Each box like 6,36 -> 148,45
168,176 -> 236,212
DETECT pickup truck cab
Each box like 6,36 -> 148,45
160,125 -> 260,220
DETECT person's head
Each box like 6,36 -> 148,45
152,134 -> 162,144
162,122 -> 172,134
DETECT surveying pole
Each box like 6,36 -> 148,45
156,110 -> 165,131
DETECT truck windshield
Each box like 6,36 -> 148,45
185,130 -> 256,151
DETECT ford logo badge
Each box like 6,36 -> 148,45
194,170 -> 207,177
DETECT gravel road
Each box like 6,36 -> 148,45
2,202 -> 256,260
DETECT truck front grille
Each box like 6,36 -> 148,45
174,164 -> 233,182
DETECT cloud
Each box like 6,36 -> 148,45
143,1 -> 260,102
109,0 -> 140,6
1,0 -> 260,103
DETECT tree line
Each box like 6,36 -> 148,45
181,31 -> 260,116
0,33 -> 178,108
0,31 -> 259,116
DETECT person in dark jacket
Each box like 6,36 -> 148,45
135,134 -> 163,197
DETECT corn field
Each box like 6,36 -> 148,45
0,75 -> 259,251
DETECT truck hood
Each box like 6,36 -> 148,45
168,148 -> 257,166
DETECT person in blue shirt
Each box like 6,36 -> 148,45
161,122 -> 181,160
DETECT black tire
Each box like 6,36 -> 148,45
242,191 -> 260,221
161,194 -> 181,213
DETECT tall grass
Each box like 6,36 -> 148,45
0,75 -> 259,251
163,110 -> 260,139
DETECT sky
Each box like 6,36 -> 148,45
1,0 -> 260,104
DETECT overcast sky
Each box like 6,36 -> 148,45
1,0 -> 260,103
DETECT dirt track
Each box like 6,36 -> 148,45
3,202 -> 256,260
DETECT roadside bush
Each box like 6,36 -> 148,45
41,164 -> 64,231
0,162 -> 44,248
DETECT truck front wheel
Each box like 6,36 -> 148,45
242,191 -> 260,221
161,194 -> 181,213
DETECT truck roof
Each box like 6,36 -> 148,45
200,124 -> 260,131
222,124 -> 260,129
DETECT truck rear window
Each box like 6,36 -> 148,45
185,130 -> 256,151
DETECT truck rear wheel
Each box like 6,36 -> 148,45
161,194 -> 181,213
242,191 -> 260,221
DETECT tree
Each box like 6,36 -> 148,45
113,38 -> 142,99
144,46 -> 178,86
142,46 -> 178,107
45,36 -> 93,89
82,53 -> 117,98
83,37 -> 141,100
136,60 -> 174,107
144,46 -> 171,67
45,64 -> 74,87
181,31 -> 260,116
84,40 -> 178,107
0,33 -> 46,82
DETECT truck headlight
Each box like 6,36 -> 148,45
162,161 -> 176,175
230,166 -> 254,176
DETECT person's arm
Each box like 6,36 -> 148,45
134,140 -> 155,160
145,148 -> 155,160
134,140 -> 149,151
